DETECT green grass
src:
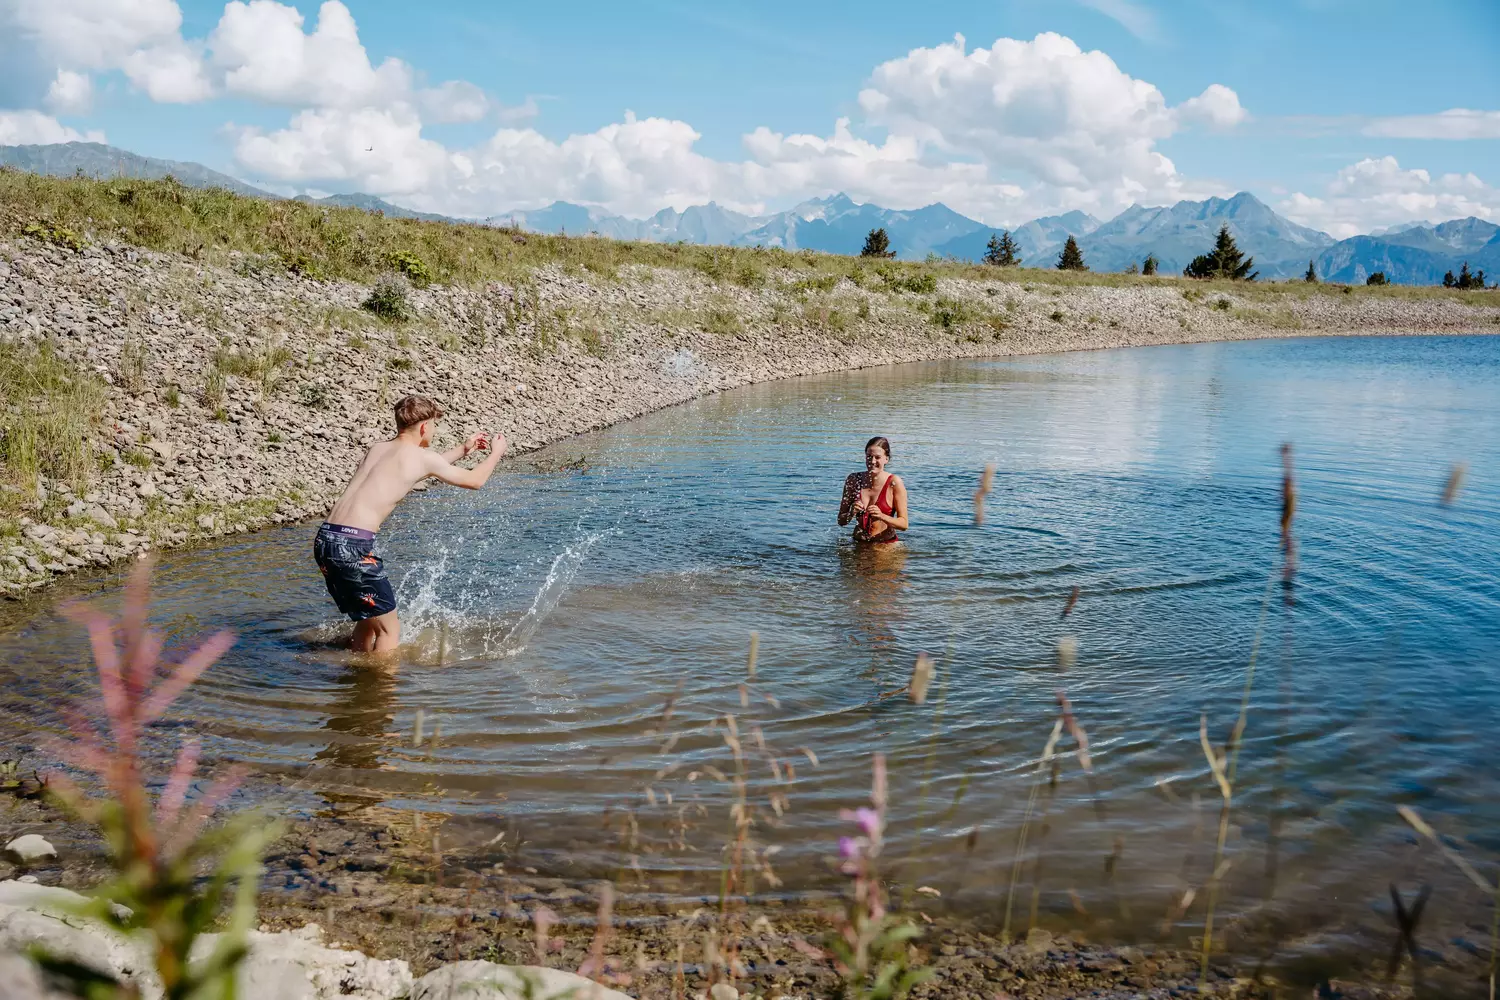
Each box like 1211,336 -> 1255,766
0,339 -> 108,506
3,170 -> 1497,323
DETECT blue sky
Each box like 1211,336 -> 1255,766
1,0 -> 1496,235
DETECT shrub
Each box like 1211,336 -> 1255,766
1366,271 -> 1389,286
363,274 -> 411,321
930,296 -> 972,329
704,307 -> 742,336
878,267 -> 937,295
299,383 -> 332,409
388,249 -> 435,286
22,219 -> 86,251
1212,297 -> 1232,311
163,385 -> 181,408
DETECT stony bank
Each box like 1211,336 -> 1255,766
2,233 -> 1498,597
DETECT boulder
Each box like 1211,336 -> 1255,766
3,835 -> 57,864
0,884 -> 409,1000
412,962 -> 634,1000
189,924 -> 412,1000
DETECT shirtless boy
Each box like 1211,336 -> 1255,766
315,395 -> 506,655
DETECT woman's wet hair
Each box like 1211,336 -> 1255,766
865,436 -> 892,461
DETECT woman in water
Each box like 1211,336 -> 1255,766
838,436 -> 910,544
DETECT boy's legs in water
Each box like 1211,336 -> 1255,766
352,610 -> 400,654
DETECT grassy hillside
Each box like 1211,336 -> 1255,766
3,167 -> 1496,305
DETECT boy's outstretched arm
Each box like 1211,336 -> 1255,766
440,431 -> 490,465
426,432 -> 508,490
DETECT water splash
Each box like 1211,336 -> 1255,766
488,528 -> 614,659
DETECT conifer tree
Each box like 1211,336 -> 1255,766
1456,262 -> 1476,289
1055,235 -> 1087,271
1366,271 -> 1388,286
1142,254 -> 1159,276
984,230 -> 1021,267
860,228 -> 896,259
1477,270 -> 1489,289
1183,224 -> 1257,280
1304,260 -> 1318,283
1443,270 -> 1457,288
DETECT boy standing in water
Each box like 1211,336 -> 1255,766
315,395 -> 507,655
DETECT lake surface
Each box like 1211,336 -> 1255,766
5,334 -> 1499,964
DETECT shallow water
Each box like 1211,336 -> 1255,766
5,334 -> 1500,953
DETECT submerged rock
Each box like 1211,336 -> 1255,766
412,961 -> 633,1000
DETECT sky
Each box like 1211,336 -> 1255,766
0,0 -> 1496,237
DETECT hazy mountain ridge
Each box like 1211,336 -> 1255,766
0,142 -> 272,198
3,141 -> 1495,285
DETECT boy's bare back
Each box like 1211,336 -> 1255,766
328,439 -> 447,533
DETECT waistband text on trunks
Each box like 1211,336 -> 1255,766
321,522 -> 376,541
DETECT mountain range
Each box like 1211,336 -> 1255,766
2,141 -> 1495,286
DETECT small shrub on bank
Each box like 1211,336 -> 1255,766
388,250 -> 434,286
704,306 -> 742,336
22,219 -> 86,251
299,383 -> 332,409
930,296 -> 972,329
363,275 -> 412,322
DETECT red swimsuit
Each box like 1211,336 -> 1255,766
859,475 -> 900,544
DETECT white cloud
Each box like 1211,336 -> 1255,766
1280,156 -> 1498,238
209,0 -> 410,108
1364,109 -> 1500,140
0,109 -> 104,145
1178,84 -> 1247,130
10,0 -> 183,70
1076,0 -> 1160,42
123,41 -> 213,103
232,105 -> 460,194
45,69 -> 93,114
419,80 -> 490,124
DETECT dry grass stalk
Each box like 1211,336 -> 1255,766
1440,463 -> 1467,506
1198,713 -> 1234,980
1280,442 -> 1297,588
1062,585 -> 1080,619
1003,718 -> 1063,941
746,631 -> 759,679
1398,805 -> 1499,999
908,653 -> 935,705
974,463 -> 995,525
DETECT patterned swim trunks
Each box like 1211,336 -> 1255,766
313,522 -> 397,621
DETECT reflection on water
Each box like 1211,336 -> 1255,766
3,335 -> 1500,965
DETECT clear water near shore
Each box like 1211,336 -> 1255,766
4,334 -> 1499,959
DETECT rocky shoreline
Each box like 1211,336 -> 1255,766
3,235 -> 1499,598
1,793 -> 1423,1000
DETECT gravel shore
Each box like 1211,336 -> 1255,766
2,236 -> 1497,597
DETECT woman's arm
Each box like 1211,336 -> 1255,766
864,476 -> 910,531
838,473 -> 864,526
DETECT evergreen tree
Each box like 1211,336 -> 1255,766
1304,260 -> 1318,283
860,228 -> 896,259
1443,270 -> 1457,288
1477,270 -> 1489,289
1183,224 -> 1258,280
1055,235 -> 1087,271
1366,271 -> 1388,286
1141,253 -> 1159,276
983,230 -> 1021,267
1456,262 -> 1478,289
